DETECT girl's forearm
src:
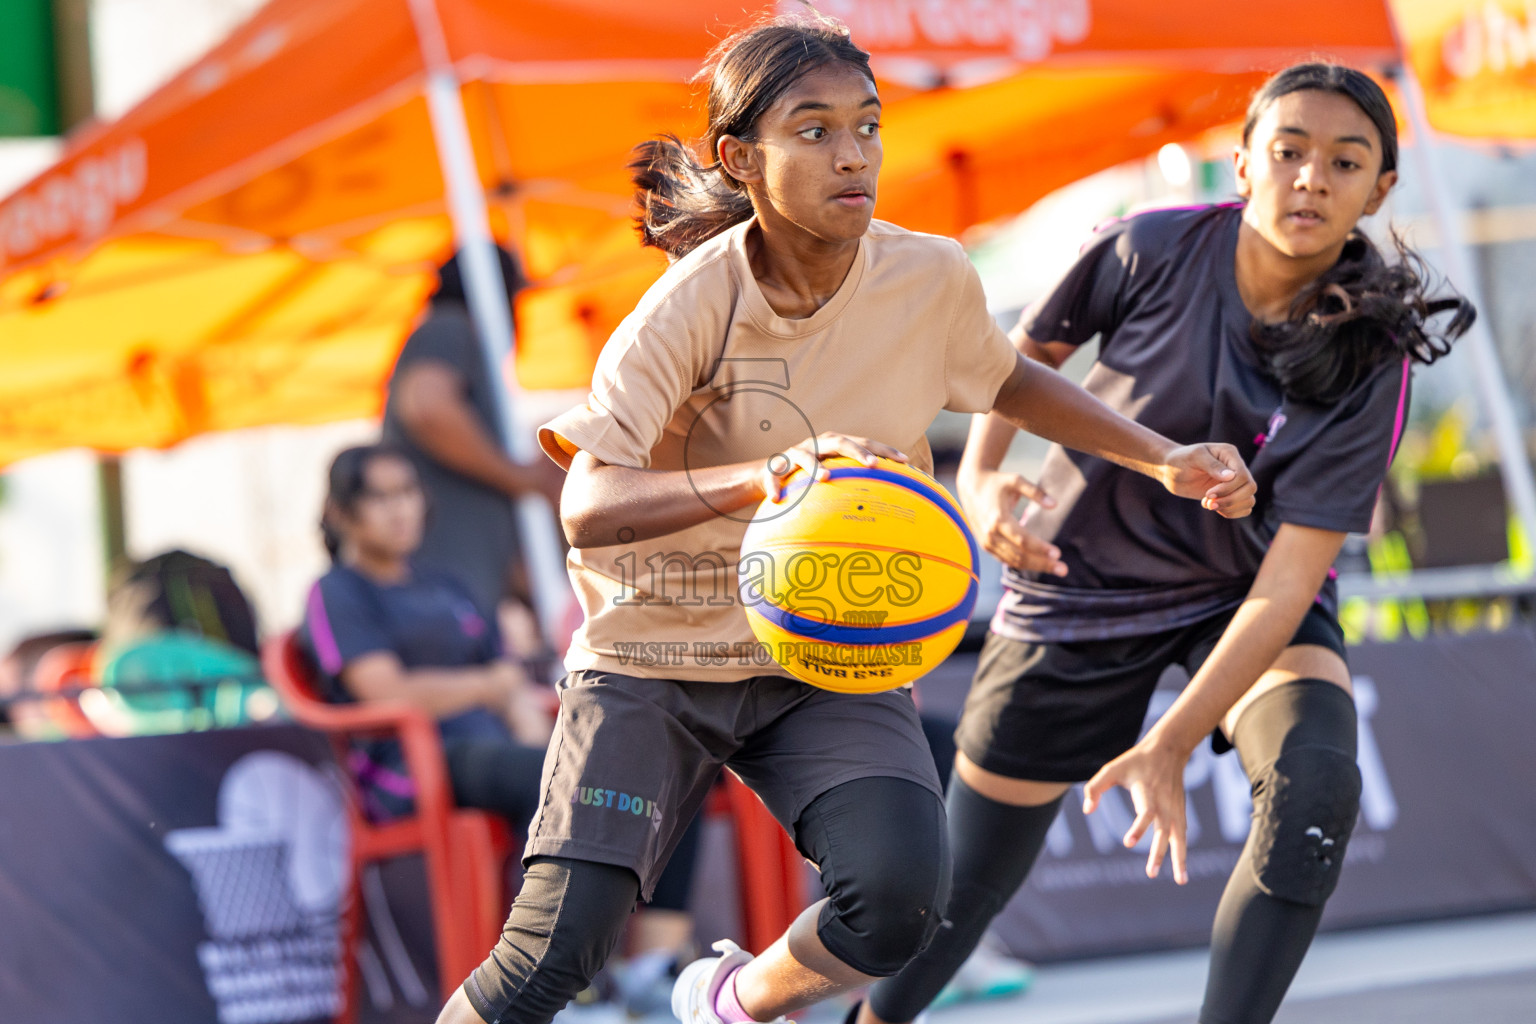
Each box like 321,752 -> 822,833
990,354 -> 1176,479
957,411 -> 1019,488
562,458 -> 763,548
1143,525 -> 1347,754
1144,596 -> 1305,755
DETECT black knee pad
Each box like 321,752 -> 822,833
803,777 -> 950,977
818,852 -> 948,976
1235,680 -> 1361,908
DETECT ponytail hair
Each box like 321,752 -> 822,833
1241,62 -> 1475,404
320,444 -> 416,562
629,9 -> 874,260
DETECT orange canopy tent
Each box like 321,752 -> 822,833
0,0 -> 1400,467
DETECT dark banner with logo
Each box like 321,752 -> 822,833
3,630 -> 1535,1021
990,626 -> 1536,961
0,725 -> 353,1024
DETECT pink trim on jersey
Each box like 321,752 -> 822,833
1387,356 -> 1411,468
306,581 -> 344,676
1374,356 -> 1413,511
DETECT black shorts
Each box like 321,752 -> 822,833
525,670 -> 944,899
954,603 -> 1347,783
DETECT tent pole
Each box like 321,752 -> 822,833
406,0 -> 570,641
1391,58 -> 1536,575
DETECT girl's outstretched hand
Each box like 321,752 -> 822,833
1083,737 -> 1192,885
959,468 -> 1067,577
1158,443 -> 1257,519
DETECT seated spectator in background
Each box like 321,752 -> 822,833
383,247 -> 564,650
301,444 -> 551,827
0,629 -> 98,741
308,444 -> 707,1010
93,549 -> 275,735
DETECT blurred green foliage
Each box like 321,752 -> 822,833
0,0 -> 61,137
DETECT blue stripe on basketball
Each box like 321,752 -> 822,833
819,466 -> 979,572
753,576 -> 978,646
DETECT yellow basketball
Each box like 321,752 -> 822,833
738,456 -> 979,693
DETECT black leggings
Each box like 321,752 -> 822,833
465,776 -> 949,1024
868,678 -> 1360,1024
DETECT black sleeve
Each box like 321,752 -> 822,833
1269,358 -> 1411,534
1018,217 -> 1139,347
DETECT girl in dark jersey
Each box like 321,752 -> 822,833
304,445 -> 553,825
860,64 -> 1473,1024
436,13 -> 1257,1024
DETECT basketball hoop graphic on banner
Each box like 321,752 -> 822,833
165,751 -> 349,1024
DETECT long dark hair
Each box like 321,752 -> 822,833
628,10 -> 875,260
320,444 -> 416,562
1241,63 -> 1474,404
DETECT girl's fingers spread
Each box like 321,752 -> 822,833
1082,773 -> 1108,814
1147,828 -> 1168,879
865,440 -> 909,463
997,524 -> 1065,574
1171,829 -> 1190,885
824,437 -> 875,464
822,434 -> 905,465
1124,807 -> 1152,848
827,434 -> 888,466
789,452 -> 825,483
1023,542 -> 1068,576
788,450 -> 817,474
980,530 -> 1017,565
1008,475 -> 1056,509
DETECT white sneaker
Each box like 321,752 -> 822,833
672,939 -> 755,1024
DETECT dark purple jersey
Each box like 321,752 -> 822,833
995,204 -> 1409,643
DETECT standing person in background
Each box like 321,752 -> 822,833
859,63 -> 1474,1024
383,247 -> 565,646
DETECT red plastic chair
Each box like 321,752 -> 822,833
261,632 -> 513,1022
266,630 -> 808,1011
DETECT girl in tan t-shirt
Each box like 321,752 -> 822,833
442,13 -> 1257,1024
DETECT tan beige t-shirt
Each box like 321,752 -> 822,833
538,217 -> 1017,681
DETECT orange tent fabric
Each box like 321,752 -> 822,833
1390,0 -> 1536,140
0,0 -> 1397,466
